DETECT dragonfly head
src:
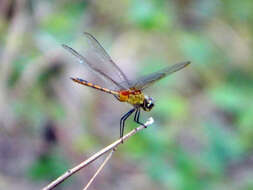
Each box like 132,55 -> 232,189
142,95 -> 155,112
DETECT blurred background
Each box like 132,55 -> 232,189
0,0 -> 253,189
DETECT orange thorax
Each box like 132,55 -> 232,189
118,90 -> 145,105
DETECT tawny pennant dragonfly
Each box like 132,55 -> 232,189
63,33 -> 190,138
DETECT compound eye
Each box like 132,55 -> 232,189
146,100 -> 154,110
143,96 -> 154,111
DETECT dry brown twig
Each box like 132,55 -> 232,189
42,117 -> 154,190
83,149 -> 115,190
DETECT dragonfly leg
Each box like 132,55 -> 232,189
120,108 -> 135,139
134,108 -> 147,128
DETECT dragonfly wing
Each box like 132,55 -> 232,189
82,33 -> 130,90
63,33 -> 130,90
129,61 -> 190,90
84,33 -> 129,81
62,44 -> 122,90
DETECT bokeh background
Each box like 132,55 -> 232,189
1,0 -> 253,189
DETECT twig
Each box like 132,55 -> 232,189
42,117 -> 154,190
83,149 -> 114,190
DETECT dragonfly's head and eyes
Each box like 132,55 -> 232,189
142,95 -> 155,111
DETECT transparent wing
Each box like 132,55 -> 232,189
63,32 -> 130,90
129,61 -> 190,90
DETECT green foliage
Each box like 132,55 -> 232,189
27,151 -> 69,181
129,0 -> 171,30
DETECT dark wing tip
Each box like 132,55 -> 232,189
184,61 -> 191,66
62,44 -> 70,50
179,61 -> 191,69
83,32 -> 95,39
83,32 -> 92,36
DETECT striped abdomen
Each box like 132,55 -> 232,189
71,77 -> 119,96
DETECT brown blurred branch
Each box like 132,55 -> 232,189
42,117 -> 154,190
0,0 -> 28,130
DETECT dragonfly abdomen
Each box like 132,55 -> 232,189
71,77 -> 119,96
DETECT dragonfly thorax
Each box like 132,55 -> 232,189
118,90 -> 154,111
119,90 -> 144,105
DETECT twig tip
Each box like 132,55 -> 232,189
146,117 -> 154,126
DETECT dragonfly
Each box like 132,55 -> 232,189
63,32 -> 190,138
